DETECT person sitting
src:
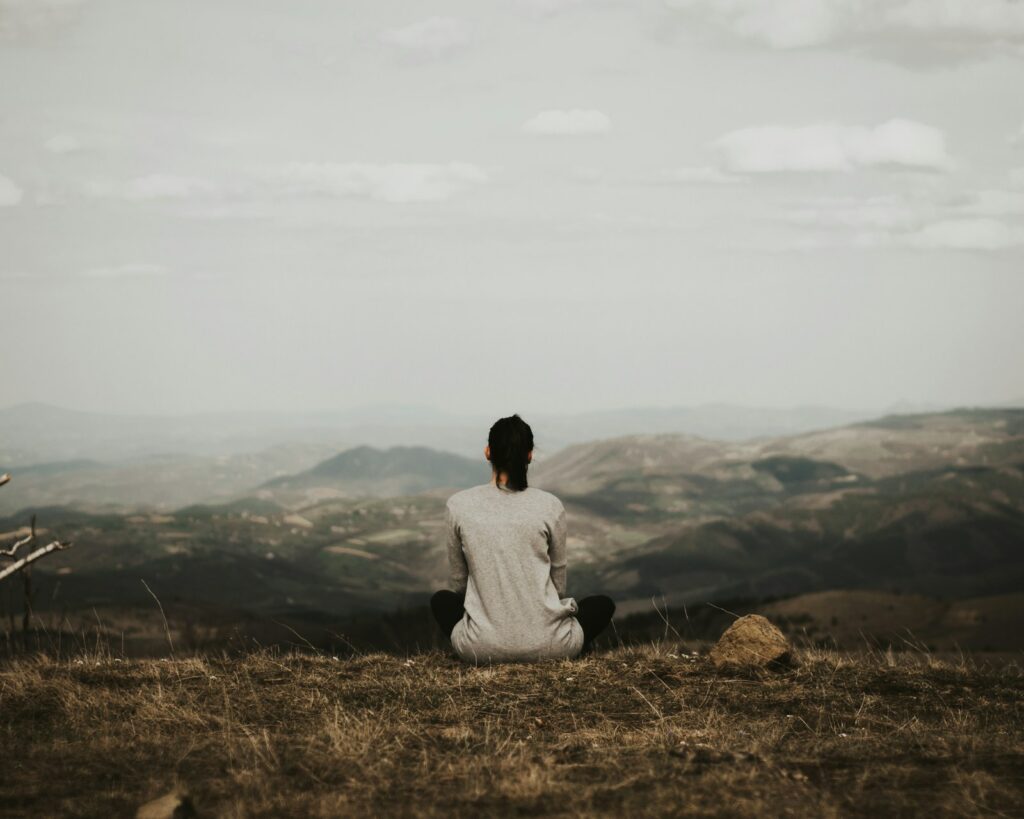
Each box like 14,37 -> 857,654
430,413 -> 615,664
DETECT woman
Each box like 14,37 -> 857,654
430,414 -> 615,664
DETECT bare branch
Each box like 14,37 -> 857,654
0,540 -> 72,582
2,513 -> 40,558
0,473 -> 10,488
0,532 -> 35,558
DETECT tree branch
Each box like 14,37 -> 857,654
1,533 -> 34,558
0,541 -> 72,582
0,474 -> 75,584
1,516 -> 38,558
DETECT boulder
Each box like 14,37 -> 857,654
136,790 -> 196,819
709,614 -> 791,669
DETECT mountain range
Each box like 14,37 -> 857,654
0,399 -> 955,467
2,405 -> 1022,653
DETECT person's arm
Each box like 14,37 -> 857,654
548,502 -> 568,598
445,502 -> 468,594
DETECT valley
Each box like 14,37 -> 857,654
2,407 -> 1022,655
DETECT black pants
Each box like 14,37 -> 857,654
430,590 -> 616,655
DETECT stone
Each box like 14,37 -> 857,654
136,790 -> 197,819
709,614 -> 791,669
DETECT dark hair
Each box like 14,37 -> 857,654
488,414 -> 534,492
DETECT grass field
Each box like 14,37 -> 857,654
1,643 -> 1022,817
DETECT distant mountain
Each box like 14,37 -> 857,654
528,403 -> 881,451
608,460 -> 1024,609
531,407 -> 1024,509
760,407 -> 1024,478
258,445 -> 487,504
0,444 -> 336,516
4,399 -> 992,468
527,407 -> 1024,611
7,406 -> 1024,650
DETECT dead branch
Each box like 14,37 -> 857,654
0,540 -> 73,583
0,473 -> 10,488
1,514 -> 36,558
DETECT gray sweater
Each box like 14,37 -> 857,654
444,482 -> 584,664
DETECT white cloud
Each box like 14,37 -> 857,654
517,0 -> 591,15
665,166 -> 744,184
265,162 -> 489,203
666,0 -> 1024,51
522,109 -> 611,136
773,186 -> 1024,252
1010,168 -> 1024,188
78,165 -> 488,209
44,134 -> 80,154
79,263 -> 167,278
0,174 -> 23,206
0,0 -> 85,41
713,119 -> 951,173
906,218 -> 1024,250
782,194 -> 925,230
86,174 -> 219,201
379,17 -> 472,56
950,189 -> 1024,217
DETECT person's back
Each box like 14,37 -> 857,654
430,413 -> 615,664
445,482 -> 583,663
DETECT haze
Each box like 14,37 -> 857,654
2,0 -> 1023,418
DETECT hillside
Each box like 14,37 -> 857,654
0,401 -> 888,468
257,445 -> 486,506
0,444 -> 336,516
1,644 -> 1021,817
530,407 -> 1024,510
3,407 -> 1023,654
529,408 -> 1024,608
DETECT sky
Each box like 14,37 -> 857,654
1,0 -> 1023,417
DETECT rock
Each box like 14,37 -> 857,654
709,614 -> 791,669
136,790 -> 197,819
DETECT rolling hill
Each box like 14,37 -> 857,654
3,407 -> 1022,654
256,445 -> 488,505
0,444 -> 337,516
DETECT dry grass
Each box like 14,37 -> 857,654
1,642 -> 1022,817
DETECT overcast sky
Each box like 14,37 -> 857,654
2,0 -> 1023,417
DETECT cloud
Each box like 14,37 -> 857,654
78,164 -> 489,210
517,0 -> 592,15
79,263 -> 167,278
773,188 -> 1024,252
0,0 -> 86,41
906,218 -> 1024,250
0,174 -> 23,206
665,166 -> 744,184
44,134 -> 80,154
950,189 -> 1024,217
265,162 -> 489,203
379,17 -> 472,56
713,119 -> 951,173
522,109 -> 611,136
85,174 -> 219,201
666,0 -> 1024,52
782,194 -> 924,231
